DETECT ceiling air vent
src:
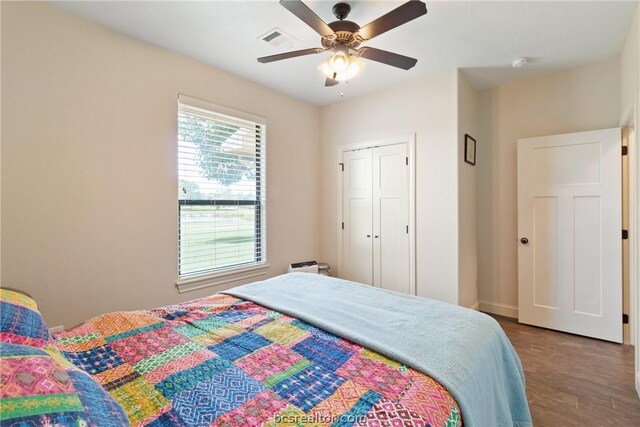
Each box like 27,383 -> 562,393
259,28 -> 298,50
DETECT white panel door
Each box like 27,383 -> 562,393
518,128 -> 622,342
342,149 -> 373,285
373,144 -> 410,292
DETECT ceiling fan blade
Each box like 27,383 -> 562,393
358,47 -> 418,70
358,0 -> 427,41
279,0 -> 334,37
325,77 -> 339,87
258,47 -> 325,63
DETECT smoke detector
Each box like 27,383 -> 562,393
512,57 -> 530,68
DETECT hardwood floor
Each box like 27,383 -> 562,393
492,315 -> 640,426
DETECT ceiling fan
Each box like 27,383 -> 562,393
258,0 -> 428,87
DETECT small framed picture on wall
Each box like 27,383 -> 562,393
464,134 -> 476,166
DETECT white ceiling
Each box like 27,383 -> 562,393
51,1 -> 638,106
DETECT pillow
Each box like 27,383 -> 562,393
0,288 -> 51,348
0,342 -> 129,426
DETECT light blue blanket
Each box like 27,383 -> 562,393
223,273 -> 532,427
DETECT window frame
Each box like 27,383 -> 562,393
175,95 -> 268,292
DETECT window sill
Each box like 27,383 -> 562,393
176,263 -> 270,294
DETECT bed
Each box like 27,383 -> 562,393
0,273 -> 532,426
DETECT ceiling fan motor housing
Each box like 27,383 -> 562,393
321,2 -> 362,49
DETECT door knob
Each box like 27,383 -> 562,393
366,235 -> 371,238
374,235 -> 379,239
520,237 -> 529,244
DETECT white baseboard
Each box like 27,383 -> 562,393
469,301 -> 479,311
479,301 -> 518,319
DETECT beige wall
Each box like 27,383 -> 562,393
1,2 -> 321,327
477,58 -> 621,316
457,71 -> 479,309
320,70 -> 461,304
621,7 -> 639,124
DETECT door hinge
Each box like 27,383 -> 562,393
341,222 -> 344,230
623,229 -> 629,240
339,163 -> 344,172
623,313 -> 629,324
622,146 -> 628,156
405,157 -> 408,166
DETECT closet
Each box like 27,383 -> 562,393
339,140 -> 413,294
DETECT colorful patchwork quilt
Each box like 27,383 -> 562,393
50,294 -> 462,426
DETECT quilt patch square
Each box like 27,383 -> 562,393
0,302 -> 49,342
211,389 -> 288,427
292,336 -> 354,371
362,396 -> 428,427
0,356 -> 73,398
253,321 -> 311,347
272,364 -> 346,412
238,314 -> 272,330
110,326 -> 190,364
144,349 -> 214,386
308,379 -> 372,424
63,344 -> 123,375
235,343 -> 302,382
55,333 -> 106,353
170,365 -> 264,426
133,342 -> 203,375
191,325 -> 245,347
109,376 -> 169,425
93,312 -> 161,337
155,356 -> 231,399
337,353 -> 410,400
191,314 -> 232,332
399,369 -> 461,427
214,309 -> 256,323
209,332 -> 271,361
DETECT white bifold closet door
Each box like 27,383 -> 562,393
342,143 -> 410,293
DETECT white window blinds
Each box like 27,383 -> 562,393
177,95 -> 266,279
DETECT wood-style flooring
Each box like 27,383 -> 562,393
492,315 -> 640,426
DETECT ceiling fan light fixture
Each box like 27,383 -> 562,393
320,52 -> 365,82
343,55 -> 365,80
329,50 -> 349,73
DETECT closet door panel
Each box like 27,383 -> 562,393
342,149 -> 373,285
373,144 -> 410,292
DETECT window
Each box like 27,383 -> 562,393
177,95 -> 266,280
